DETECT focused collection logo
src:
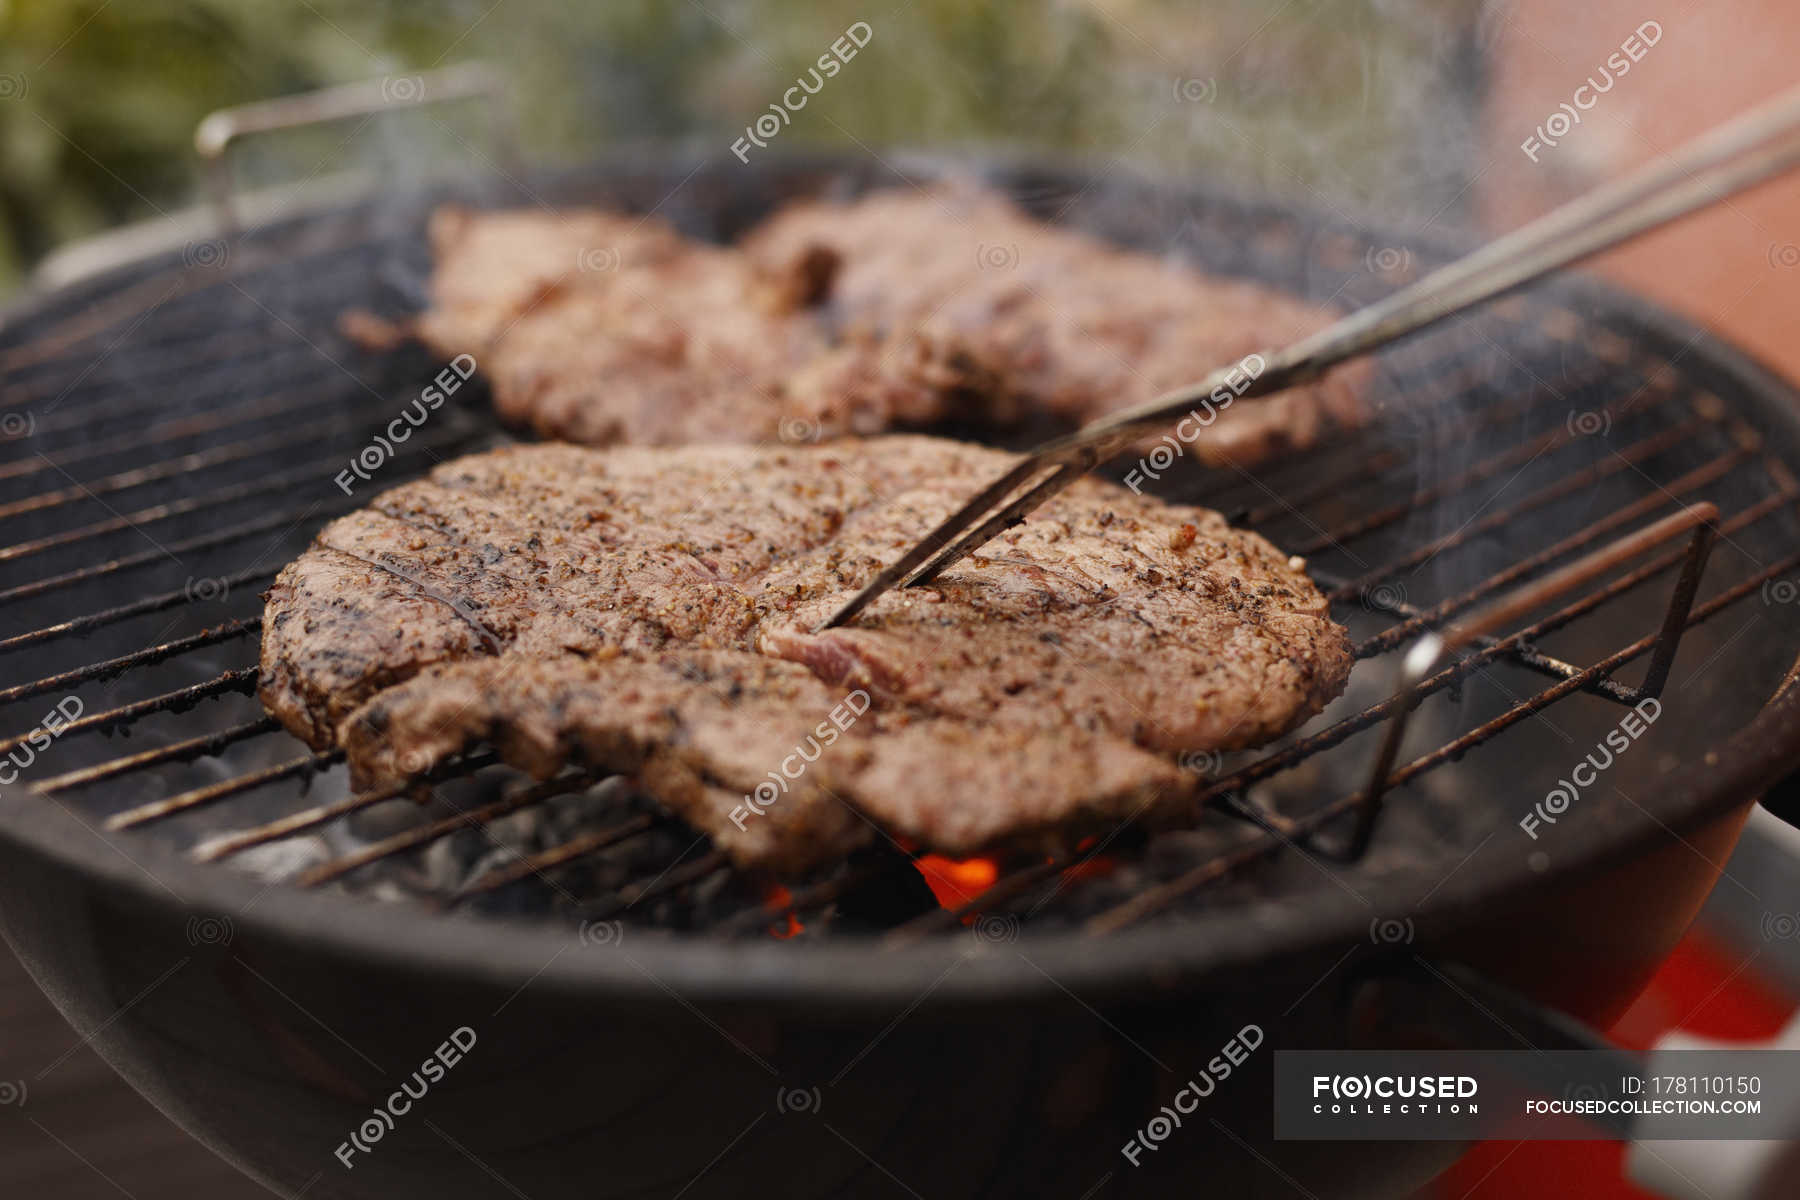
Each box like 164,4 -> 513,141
1311,1073 -> 1480,1115
1276,1049 -> 1788,1142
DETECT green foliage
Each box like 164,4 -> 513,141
0,0 -> 1480,294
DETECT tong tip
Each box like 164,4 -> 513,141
814,454 -> 1097,631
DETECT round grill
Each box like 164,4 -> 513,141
3,155 -> 1799,979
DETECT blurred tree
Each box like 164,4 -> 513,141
0,0 -> 1480,294
0,0 -> 371,277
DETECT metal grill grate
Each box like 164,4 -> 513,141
5,164 -> 1799,946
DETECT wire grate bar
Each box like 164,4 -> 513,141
0,620 -> 260,707
0,500 -> 358,607
1329,574 -> 1641,702
1340,504 -> 1718,854
296,773 -> 602,888
0,570 -> 275,657
0,231 -> 407,381
189,751 -> 501,861
1290,406 -> 1628,558
1193,497 -> 1788,815
1235,380 -> 1615,526
0,428 -> 481,567
104,748 -> 343,830
32,717 -> 279,795
1081,543 -> 1800,936
0,379 -> 374,486
883,855 -> 1074,945
8,346 -> 328,441
1341,485 -> 1792,701
451,813 -> 660,902
0,412 -> 412,523
718,859 -> 912,937
0,667 -> 258,759
1346,445 -> 1762,658
1322,417 -> 1710,600
577,851 -> 730,922
1187,337 -> 1625,511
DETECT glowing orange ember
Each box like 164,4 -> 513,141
762,884 -> 804,939
914,855 -> 999,909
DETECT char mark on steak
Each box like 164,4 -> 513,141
402,183 -> 1370,465
261,436 -> 1353,873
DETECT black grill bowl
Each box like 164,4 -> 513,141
4,154 -> 1800,1199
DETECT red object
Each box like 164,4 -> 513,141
1430,929 -> 1796,1199
914,854 -> 999,909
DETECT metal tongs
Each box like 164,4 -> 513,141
822,83 -> 1800,630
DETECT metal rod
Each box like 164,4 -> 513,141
0,412 -> 398,522
104,749 -> 342,831
1333,572 -> 1641,702
1216,495 -> 1788,814
0,235 -> 405,382
450,813 -> 658,902
0,501 -> 357,607
0,571 -> 273,657
32,718 -> 278,795
575,851 -> 730,922
1322,417 -> 1704,594
1079,542 -> 1798,936
0,377 -> 375,485
1292,415 -> 1596,557
0,621 -> 259,707
824,82 -> 1800,626
190,752 -> 499,861
1442,504 -> 1715,655
1346,446 -> 1755,657
294,772 -> 596,888
717,859 -> 905,937
0,668 -> 258,759
195,62 -> 510,234
7,332 -> 323,427
1235,384 -> 1557,526
0,427 -> 478,567
1349,502 -> 1720,846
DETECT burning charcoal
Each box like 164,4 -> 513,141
214,835 -> 332,884
347,795 -> 441,841
422,827 -> 492,894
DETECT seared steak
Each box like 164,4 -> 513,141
741,184 -> 1371,464
412,207 -> 844,447
407,184 -> 1368,465
261,437 -> 1352,872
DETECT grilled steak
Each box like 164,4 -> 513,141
406,184 -> 1369,465
261,436 -> 1353,872
741,183 -> 1371,464
411,207 -> 844,447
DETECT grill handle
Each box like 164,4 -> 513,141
193,61 -> 518,236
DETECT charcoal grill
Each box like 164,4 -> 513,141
4,152 -> 1800,1200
